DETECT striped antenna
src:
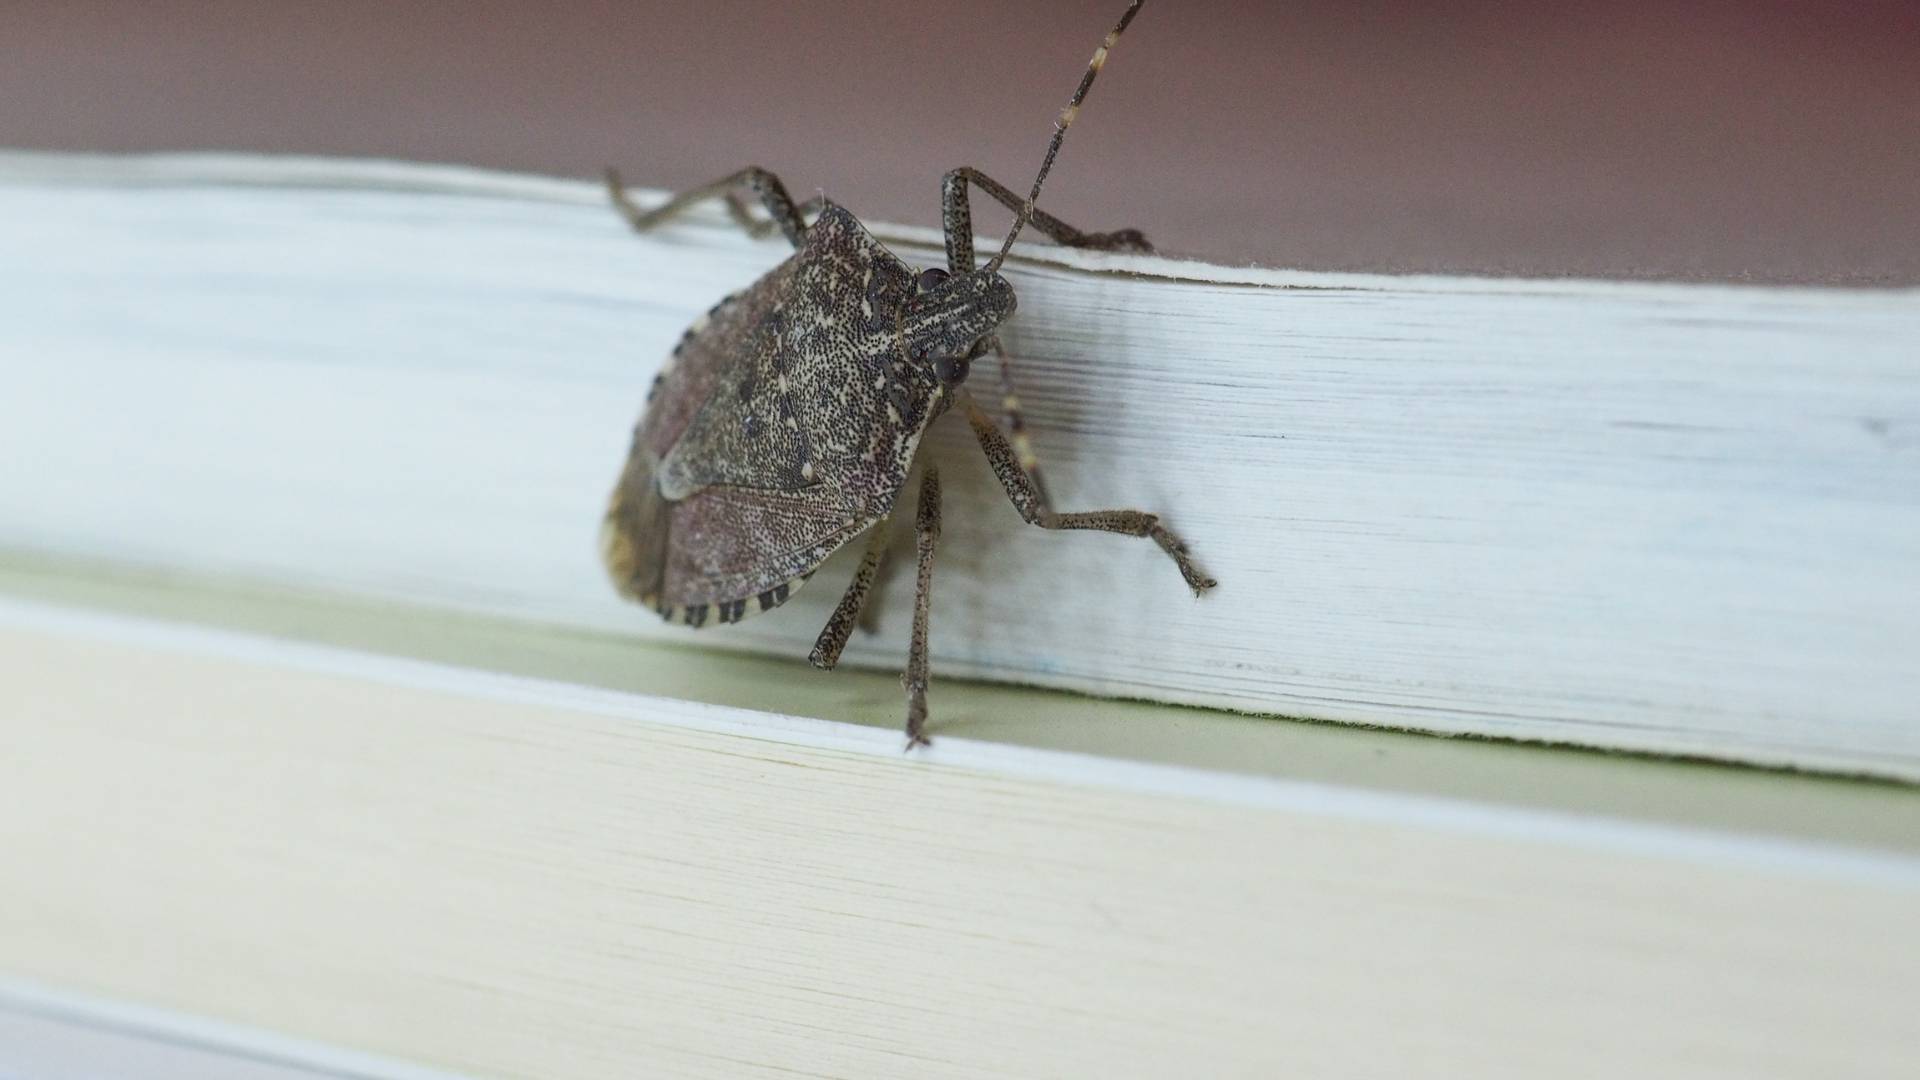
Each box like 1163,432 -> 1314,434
981,0 -> 1147,275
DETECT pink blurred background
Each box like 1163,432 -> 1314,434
6,0 -> 1917,283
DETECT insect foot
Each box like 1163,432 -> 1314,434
599,0 -> 1210,747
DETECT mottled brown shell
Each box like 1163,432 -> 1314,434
601,203 -> 956,627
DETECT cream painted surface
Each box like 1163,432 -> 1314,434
2,620 -> 1915,1079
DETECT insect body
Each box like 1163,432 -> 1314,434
602,0 -> 1213,746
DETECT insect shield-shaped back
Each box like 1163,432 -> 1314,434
601,0 -> 1207,749
600,204 -> 1016,628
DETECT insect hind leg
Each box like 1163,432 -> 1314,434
605,166 -> 816,248
723,192 -> 827,241
962,391 -> 1215,596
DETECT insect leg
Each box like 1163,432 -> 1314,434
808,517 -> 894,671
723,192 -> 827,240
856,537 -> 904,636
940,166 -> 1152,272
970,334 -> 1057,510
962,393 -> 1216,595
902,466 -> 942,748
604,166 -> 811,248
941,163 -> 1148,504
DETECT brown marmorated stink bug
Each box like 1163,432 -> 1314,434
600,0 -> 1213,747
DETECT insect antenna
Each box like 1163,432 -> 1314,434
982,0 -> 1147,275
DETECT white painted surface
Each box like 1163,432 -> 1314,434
2,152 -> 1918,776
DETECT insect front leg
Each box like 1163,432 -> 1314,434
939,168 -> 1147,505
604,166 -> 818,248
940,166 -> 1152,272
809,518 -> 895,671
969,334 -> 1057,510
903,466 -> 943,749
962,393 -> 1216,596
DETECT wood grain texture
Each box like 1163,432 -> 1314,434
2,153 -> 1918,776
2,613 -> 1916,1080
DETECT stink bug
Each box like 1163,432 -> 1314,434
600,0 -> 1213,746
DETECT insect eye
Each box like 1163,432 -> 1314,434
916,267 -> 950,293
933,354 -> 971,384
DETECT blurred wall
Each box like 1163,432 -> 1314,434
5,0 -> 1916,284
